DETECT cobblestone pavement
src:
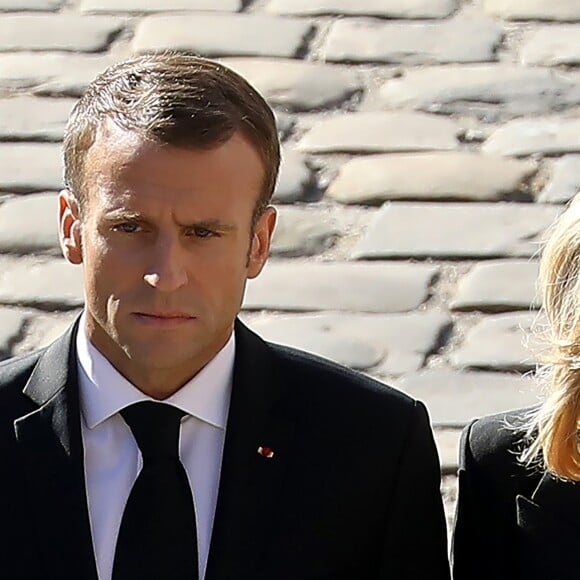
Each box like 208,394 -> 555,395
2,0 -> 580,524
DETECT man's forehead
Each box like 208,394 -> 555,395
80,119 -> 266,219
86,122 -> 148,169
84,120 -> 261,172
83,125 -> 180,195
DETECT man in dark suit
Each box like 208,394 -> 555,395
0,53 -> 450,579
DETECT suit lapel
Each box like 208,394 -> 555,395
516,472 -> 580,577
530,471 -> 580,523
205,320 -> 295,579
14,322 -> 98,580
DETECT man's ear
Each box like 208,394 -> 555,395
247,206 -> 277,279
58,189 -> 83,265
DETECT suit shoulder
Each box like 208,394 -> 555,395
466,408 -> 534,463
462,407 -> 539,488
0,349 -> 43,397
269,342 -> 417,413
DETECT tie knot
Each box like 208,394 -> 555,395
121,401 -> 185,461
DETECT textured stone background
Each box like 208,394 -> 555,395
2,0 -> 580,530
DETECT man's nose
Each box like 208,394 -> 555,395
143,234 -> 188,292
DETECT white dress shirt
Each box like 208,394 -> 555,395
76,317 -> 235,580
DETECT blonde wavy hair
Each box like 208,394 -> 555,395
522,193 -> 580,479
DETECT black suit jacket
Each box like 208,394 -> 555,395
452,408 -> 579,580
0,319 -> 449,580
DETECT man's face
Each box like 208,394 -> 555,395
59,123 -> 276,396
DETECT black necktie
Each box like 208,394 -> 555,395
112,402 -> 199,580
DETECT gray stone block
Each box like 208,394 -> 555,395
326,152 -> 537,205
220,58 -> 361,111
483,117 -> 580,157
521,26 -> 580,66
452,260 -> 541,312
441,474 -> 458,521
243,260 -> 438,313
395,369 -> 539,427
247,311 -> 450,373
270,207 -> 341,257
0,97 -> 75,141
434,429 -> 461,472
0,53 -> 115,96
273,150 -> 314,204
265,0 -> 457,18
133,14 -> 313,58
539,155 -> 580,204
377,65 -> 580,122
451,313 -> 541,372
0,257 -> 84,309
322,15 -> 501,64
0,193 -> 59,253
352,202 -> 561,260
0,16 -> 123,52
0,144 -> 62,192
0,308 -> 28,356
297,112 -> 460,154
13,311 -> 79,354
275,112 -> 294,140
484,0 -> 580,21
81,0 -> 240,13
0,0 -> 62,9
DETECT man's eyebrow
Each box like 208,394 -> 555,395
182,219 -> 237,233
104,209 -> 143,221
104,211 -> 237,232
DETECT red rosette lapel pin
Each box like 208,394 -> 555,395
257,446 -> 274,459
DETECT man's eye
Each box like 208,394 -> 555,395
191,227 -> 216,238
113,222 -> 141,234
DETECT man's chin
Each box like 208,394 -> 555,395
122,343 -> 190,366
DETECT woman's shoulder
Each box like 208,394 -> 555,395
461,407 -> 542,492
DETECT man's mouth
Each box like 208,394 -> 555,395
132,312 -> 197,327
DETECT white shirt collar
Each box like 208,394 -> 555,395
76,312 -> 235,430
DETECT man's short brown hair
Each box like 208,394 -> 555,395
63,52 -> 280,221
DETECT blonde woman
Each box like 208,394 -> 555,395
452,194 -> 580,580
